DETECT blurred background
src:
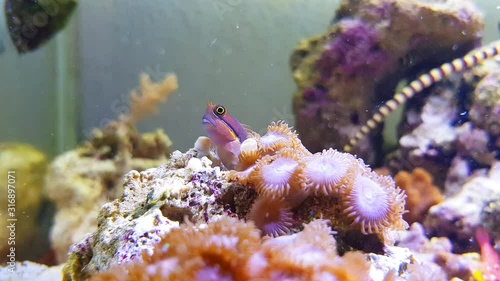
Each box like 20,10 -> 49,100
0,0 -> 498,155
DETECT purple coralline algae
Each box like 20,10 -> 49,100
300,86 -> 329,118
317,19 -> 391,80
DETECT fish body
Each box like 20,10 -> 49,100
202,102 -> 248,169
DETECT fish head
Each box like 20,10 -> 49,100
202,101 -> 247,146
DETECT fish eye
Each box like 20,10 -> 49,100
214,105 -> 225,116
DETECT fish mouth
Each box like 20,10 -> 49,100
202,115 -> 216,127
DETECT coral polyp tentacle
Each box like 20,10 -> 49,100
341,171 -> 408,234
247,196 -> 294,237
301,148 -> 359,195
251,152 -> 303,199
259,121 -> 299,154
344,42 -> 500,152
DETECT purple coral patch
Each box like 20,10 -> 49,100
190,172 -> 223,198
303,86 -> 328,103
316,19 -> 390,79
300,86 -> 329,118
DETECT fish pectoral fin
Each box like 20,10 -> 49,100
216,140 -> 241,170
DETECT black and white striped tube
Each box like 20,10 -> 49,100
344,43 -> 500,152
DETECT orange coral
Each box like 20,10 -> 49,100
90,218 -> 383,281
90,217 -> 261,281
127,73 -> 178,123
246,220 -> 372,281
262,219 -> 337,254
394,168 -> 443,224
